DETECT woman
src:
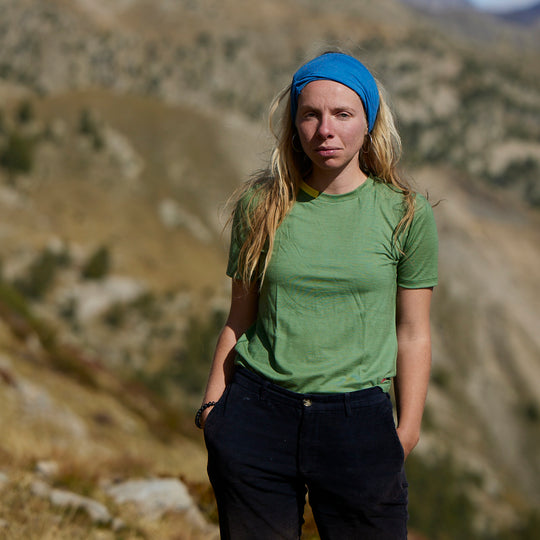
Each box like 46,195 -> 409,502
196,51 -> 438,539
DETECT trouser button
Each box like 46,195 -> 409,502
303,398 -> 312,407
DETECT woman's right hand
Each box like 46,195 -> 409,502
200,404 -> 215,429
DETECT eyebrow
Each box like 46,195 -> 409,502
297,103 -> 360,112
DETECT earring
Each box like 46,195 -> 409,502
292,133 -> 303,153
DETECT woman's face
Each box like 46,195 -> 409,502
295,80 -> 368,176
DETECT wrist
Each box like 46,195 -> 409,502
195,401 -> 217,429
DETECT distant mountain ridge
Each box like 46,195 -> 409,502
400,0 -> 540,25
496,2 -> 540,24
400,0 -> 473,11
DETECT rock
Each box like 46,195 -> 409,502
0,471 -> 8,490
50,488 -> 111,524
112,517 -> 126,531
31,480 -> 112,525
106,477 -> 192,518
35,460 -> 60,479
63,276 -> 146,321
17,379 -> 87,439
158,199 -> 213,243
30,479 -> 51,498
105,477 -> 218,535
104,126 -> 145,181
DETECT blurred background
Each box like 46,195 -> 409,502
0,0 -> 538,538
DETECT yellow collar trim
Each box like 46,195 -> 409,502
299,180 -> 320,198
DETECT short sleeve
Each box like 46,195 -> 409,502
397,195 -> 439,289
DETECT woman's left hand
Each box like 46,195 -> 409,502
396,426 -> 419,461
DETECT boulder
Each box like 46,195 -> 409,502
105,477 -> 192,518
31,480 -> 111,525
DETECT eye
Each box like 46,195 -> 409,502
337,111 -> 351,119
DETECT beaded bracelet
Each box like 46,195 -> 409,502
195,401 -> 217,429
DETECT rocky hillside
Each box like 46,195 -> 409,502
2,0 -> 539,207
0,0 -> 539,538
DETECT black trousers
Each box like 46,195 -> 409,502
204,367 -> 408,540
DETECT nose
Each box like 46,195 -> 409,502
317,114 -> 334,138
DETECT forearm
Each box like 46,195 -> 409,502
393,286 -> 433,458
202,325 -> 239,404
394,335 -> 431,457
198,279 -> 259,427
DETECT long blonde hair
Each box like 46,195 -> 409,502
231,69 -> 416,285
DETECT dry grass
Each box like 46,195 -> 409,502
0,312 -> 213,539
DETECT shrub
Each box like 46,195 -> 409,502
0,279 -> 33,320
131,292 -> 160,320
0,278 -> 56,348
58,297 -> 79,329
512,510 -> 540,540
13,248 -> 70,300
489,158 -> 539,189
81,246 -> 110,280
522,401 -> 539,423
431,366 -> 451,389
102,302 -> 126,328
407,453 -> 477,539
16,100 -> 34,124
78,108 -> 104,150
0,131 -> 34,176
525,174 -> 540,207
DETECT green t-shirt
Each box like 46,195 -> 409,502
226,176 -> 438,394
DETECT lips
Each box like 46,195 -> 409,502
315,147 -> 340,157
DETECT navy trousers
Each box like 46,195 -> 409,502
204,367 -> 408,539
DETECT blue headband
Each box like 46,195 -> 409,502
290,53 -> 380,132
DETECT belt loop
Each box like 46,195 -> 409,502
344,393 -> 352,416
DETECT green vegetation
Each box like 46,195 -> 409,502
521,401 -> 539,423
0,131 -> 34,177
102,292 -> 160,329
488,158 -> 540,207
102,301 -> 125,328
0,278 -> 37,325
78,108 -> 104,150
505,510 -> 540,540
13,248 -> 70,300
407,453 -> 477,539
81,246 -> 110,280
431,366 -> 452,390
16,100 -> 35,124
407,454 -> 540,540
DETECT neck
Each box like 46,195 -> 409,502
308,167 -> 368,195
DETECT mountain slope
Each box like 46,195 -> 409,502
0,1 -> 539,538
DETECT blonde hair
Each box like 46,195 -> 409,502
231,71 -> 416,285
